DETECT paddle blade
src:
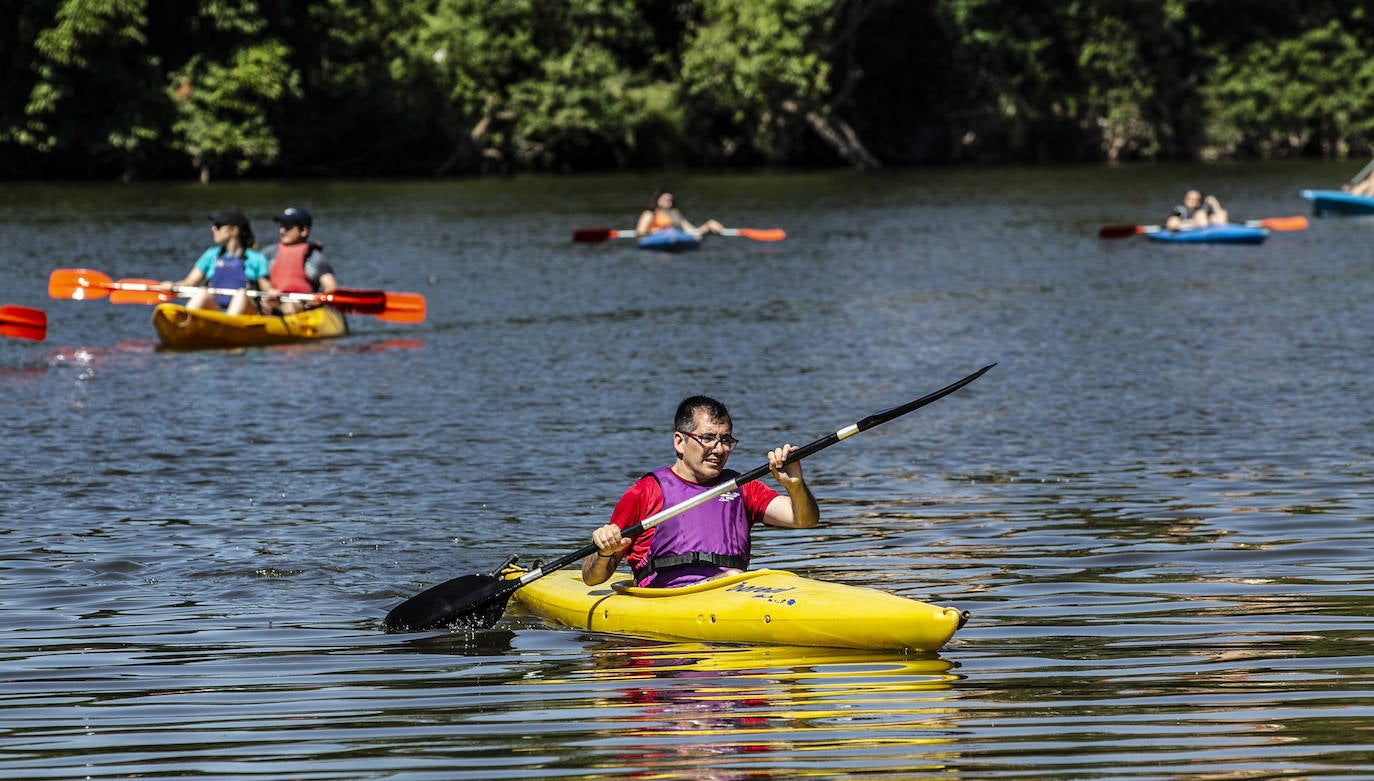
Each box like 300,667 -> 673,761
1097,224 -> 1142,239
109,288 -> 172,305
734,228 -> 786,241
48,268 -> 114,300
383,573 -> 515,633
378,292 -> 426,323
108,279 -> 171,305
319,288 -> 386,314
0,305 -> 47,341
572,227 -> 626,243
1259,215 -> 1309,231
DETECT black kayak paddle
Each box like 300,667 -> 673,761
383,363 -> 996,633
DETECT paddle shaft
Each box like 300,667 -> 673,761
49,268 -> 425,323
505,363 -> 996,591
574,227 -> 785,242
1348,159 -> 1374,188
115,278 -> 353,306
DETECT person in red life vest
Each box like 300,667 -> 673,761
635,190 -> 724,240
581,395 -> 820,589
263,206 -> 337,314
161,207 -> 271,314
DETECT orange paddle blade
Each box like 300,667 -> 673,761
733,228 -> 786,241
110,289 -> 173,305
1258,215 -> 1309,231
0,305 -> 47,341
378,292 -> 426,323
317,289 -> 424,323
49,268 -> 115,300
107,279 -> 171,305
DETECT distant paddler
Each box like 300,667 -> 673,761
1340,158 -> 1374,196
636,189 -> 724,241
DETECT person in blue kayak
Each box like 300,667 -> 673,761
263,206 -> 336,314
162,207 -> 272,314
1340,163 -> 1374,195
1165,189 -> 1229,231
581,395 -> 820,589
635,190 -> 724,240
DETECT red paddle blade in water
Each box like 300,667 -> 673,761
0,305 -> 47,341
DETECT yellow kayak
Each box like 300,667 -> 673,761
151,303 -> 347,349
509,568 -> 967,651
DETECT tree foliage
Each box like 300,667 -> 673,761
3,0 -> 1374,179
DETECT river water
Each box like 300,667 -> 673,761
2,162 -> 1371,779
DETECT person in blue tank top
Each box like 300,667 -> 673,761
581,395 -> 820,588
161,207 -> 273,314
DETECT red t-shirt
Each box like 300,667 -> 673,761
608,471 -> 779,572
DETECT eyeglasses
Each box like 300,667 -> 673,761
678,430 -> 738,450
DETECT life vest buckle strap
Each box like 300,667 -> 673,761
634,551 -> 749,581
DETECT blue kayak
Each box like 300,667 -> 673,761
1300,189 -> 1374,217
1146,224 -> 1267,244
637,227 -> 700,252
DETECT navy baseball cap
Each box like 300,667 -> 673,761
272,206 -> 313,227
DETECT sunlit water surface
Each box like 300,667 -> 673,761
2,162 -> 1372,779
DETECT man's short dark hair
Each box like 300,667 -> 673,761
674,395 -> 731,432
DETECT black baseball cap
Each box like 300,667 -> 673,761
208,207 -> 250,229
272,206 -> 313,227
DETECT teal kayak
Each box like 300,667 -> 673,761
1146,224 -> 1267,244
1300,189 -> 1374,217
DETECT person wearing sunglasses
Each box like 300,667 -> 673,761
162,207 -> 271,314
582,395 -> 819,589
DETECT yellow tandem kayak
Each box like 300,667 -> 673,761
151,303 -> 347,349
509,567 -> 967,651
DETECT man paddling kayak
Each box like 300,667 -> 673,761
582,395 -> 820,588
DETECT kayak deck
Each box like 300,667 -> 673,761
637,227 -> 700,252
510,568 -> 967,651
1146,224 -> 1267,244
152,303 -> 348,349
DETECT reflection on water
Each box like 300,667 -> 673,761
516,642 -> 962,780
2,162 -> 1373,778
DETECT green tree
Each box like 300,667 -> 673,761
169,39 -> 300,182
165,2 -> 299,182
403,0 -> 650,173
679,0 -> 882,167
1204,19 -> 1374,158
9,0 -> 166,179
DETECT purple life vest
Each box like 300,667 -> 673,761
636,466 -> 751,587
208,253 -> 249,307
